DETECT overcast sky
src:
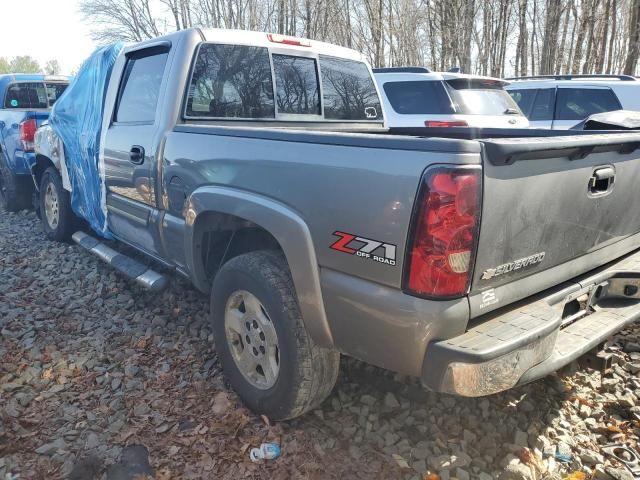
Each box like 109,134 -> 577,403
0,0 -> 96,74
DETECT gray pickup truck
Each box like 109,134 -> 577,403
33,28 -> 640,420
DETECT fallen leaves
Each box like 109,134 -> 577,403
562,472 -> 586,480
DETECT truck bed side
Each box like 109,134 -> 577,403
146,126 -> 482,375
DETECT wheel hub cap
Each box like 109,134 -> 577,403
44,182 -> 59,229
224,290 -> 280,390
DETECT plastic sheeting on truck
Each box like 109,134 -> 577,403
48,42 -> 124,238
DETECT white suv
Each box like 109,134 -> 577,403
506,74 -> 640,129
374,67 -> 529,129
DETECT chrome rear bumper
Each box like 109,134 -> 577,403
422,249 -> 640,396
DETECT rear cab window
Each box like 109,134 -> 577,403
184,42 -> 382,122
3,82 -> 68,109
273,54 -> 320,116
186,44 -> 274,119
319,55 -> 381,120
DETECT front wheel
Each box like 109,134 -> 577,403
39,167 -> 77,241
211,251 -> 339,420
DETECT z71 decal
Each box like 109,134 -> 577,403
330,231 -> 397,266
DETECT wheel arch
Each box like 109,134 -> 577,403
32,154 -> 56,191
185,186 -> 334,348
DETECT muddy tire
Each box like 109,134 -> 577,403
211,250 -> 339,420
39,167 -> 77,242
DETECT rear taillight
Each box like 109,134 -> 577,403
404,167 -> 481,298
425,120 -> 468,128
19,119 -> 37,152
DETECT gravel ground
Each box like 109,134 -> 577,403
1,208 -> 639,480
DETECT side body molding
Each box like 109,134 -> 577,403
184,186 -> 334,348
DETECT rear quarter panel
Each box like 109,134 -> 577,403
162,128 -> 482,288
160,128 -> 480,374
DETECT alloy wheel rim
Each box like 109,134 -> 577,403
224,290 -> 280,390
44,182 -> 59,229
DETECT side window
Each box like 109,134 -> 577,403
530,88 -> 555,121
555,88 -> 621,121
273,55 -> 320,115
185,44 -> 274,119
319,55 -> 382,120
508,89 -> 536,117
115,50 -> 169,123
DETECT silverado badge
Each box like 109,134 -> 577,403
481,252 -> 546,280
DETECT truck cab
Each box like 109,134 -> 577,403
0,74 -> 69,211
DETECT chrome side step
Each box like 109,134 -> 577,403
72,231 -> 169,292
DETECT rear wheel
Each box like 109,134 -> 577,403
0,149 -> 31,212
211,251 -> 339,420
39,167 -> 77,241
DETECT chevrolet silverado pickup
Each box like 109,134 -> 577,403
33,28 -> 640,420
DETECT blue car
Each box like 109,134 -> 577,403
0,74 -> 69,211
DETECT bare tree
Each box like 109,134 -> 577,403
624,0 -> 640,73
79,0 -> 640,76
80,0 -> 162,42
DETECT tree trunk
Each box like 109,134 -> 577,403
606,0 -> 618,73
624,0 -> 640,74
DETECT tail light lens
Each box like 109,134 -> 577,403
425,120 -> 469,128
19,119 -> 37,152
404,167 -> 481,298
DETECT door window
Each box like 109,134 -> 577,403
555,88 -> 621,121
115,50 -> 169,123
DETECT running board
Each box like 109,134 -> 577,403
72,231 -> 169,292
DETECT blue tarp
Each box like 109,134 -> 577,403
48,42 -> 124,238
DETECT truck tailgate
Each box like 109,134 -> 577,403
470,133 -> 640,315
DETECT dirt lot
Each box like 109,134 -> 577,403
1,208 -> 639,480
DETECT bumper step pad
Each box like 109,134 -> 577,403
519,302 -> 640,384
423,248 -> 640,396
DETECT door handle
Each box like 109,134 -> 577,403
589,167 -> 615,194
129,145 -> 145,165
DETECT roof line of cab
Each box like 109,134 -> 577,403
123,27 -> 368,63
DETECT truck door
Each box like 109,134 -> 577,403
103,45 -> 170,255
